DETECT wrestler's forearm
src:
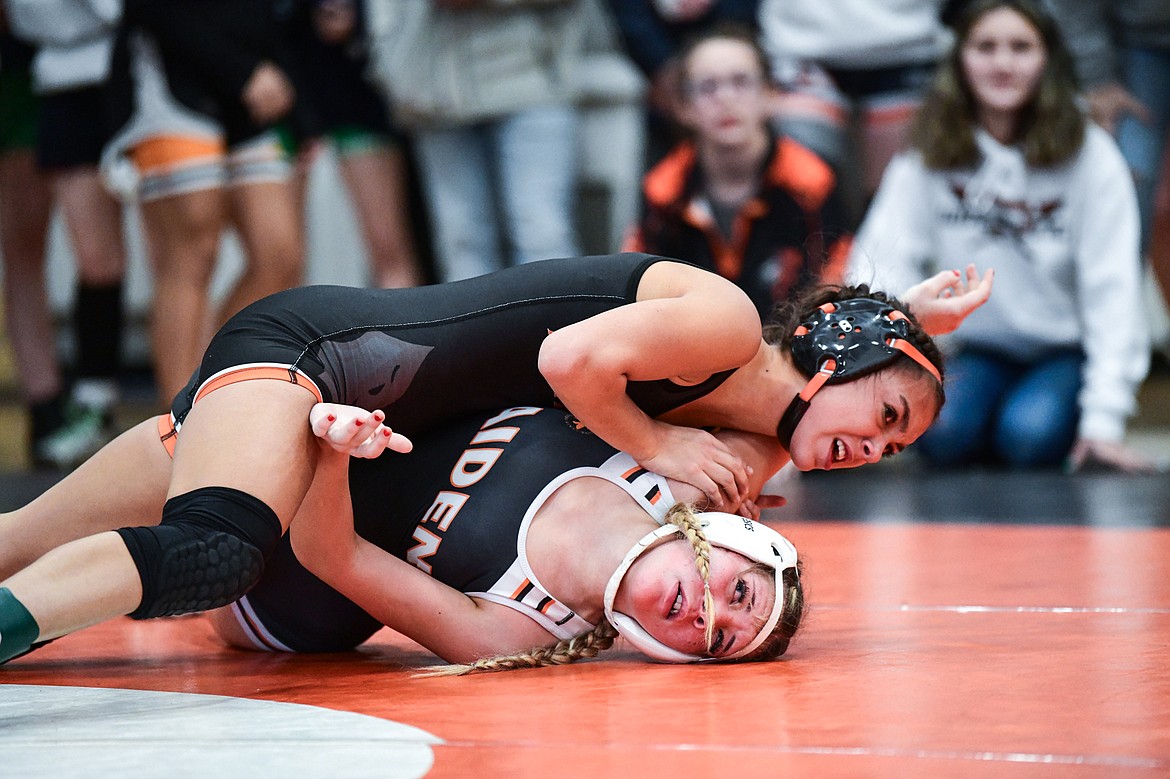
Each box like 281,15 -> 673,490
288,450 -> 362,584
715,429 -> 791,493
548,380 -> 662,464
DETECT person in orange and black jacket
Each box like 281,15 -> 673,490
624,24 -> 853,318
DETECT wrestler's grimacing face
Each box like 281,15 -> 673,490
787,371 -> 939,471
615,540 -> 774,658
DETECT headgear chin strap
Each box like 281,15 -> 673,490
776,298 -> 941,447
603,512 -> 799,664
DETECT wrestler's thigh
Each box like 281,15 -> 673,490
206,606 -> 256,650
166,380 -> 320,526
0,417 -> 172,577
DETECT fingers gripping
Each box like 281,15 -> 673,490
643,428 -> 750,509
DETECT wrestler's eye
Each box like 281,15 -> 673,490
883,403 -> 898,425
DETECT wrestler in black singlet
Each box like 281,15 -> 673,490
172,253 -> 736,437
236,407 -> 674,652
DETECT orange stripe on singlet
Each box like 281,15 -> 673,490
511,579 -> 532,600
157,414 -> 178,458
130,135 -> 225,173
193,366 -> 324,405
154,366 -> 324,459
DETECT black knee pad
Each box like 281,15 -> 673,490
116,486 -> 282,620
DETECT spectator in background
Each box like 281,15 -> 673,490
0,31 -> 70,467
849,0 -> 1153,472
365,0 -> 586,282
1153,149 -> 1170,353
758,0 -> 950,224
624,26 -> 852,318
604,0 -> 759,165
0,10 -> 126,470
102,0 -> 304,404
1046,0 -> 1170,257
1046,0 -> 1170,331
279,0 -> 425,289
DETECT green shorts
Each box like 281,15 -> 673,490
0,68 -> 38,153
275,123 -> 397,159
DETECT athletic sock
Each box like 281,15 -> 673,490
73,281 -> 124,381
0,587 -> 40,664
29,394 -> 68,443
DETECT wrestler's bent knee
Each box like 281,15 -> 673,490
116,487 -> 282,619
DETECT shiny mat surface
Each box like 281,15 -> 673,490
3,518 -> 1167,778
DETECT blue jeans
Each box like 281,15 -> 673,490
916,349 -> 1083,469
413,104 -> 581,282
1116,46 -> 1170,253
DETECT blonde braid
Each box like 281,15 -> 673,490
414,620 -> 620,677
664,504 -> 716,651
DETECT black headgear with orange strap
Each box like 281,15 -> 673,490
776,298 -> 942,448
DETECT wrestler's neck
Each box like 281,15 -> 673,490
658,341 -> 803,437
526,477 -> 656,622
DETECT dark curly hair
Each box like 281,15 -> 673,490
763,284 -> 947,418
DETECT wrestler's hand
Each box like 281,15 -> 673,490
309,402 -> 413,458
730,493 -> 787,521
639,423 -> 751,511
901,264 -> 994,336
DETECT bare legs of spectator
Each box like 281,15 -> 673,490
51,167 -> 126,419
336,146 -> 423,289
222,179 -> 303,326
141,178 -> 303,405
139,188 -> 223,404
292,143 -> 423,290
0,147 -> 64,458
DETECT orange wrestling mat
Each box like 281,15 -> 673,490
3,521 -> 1168,778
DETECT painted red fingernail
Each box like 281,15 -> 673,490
354,419 -> 364,426
326,414 -> 336,422
382,429 -> 391,437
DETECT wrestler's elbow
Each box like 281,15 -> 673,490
538,333 -> 598,390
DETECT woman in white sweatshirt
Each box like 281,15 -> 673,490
849,0 -> 1154,471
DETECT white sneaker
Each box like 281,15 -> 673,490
32,403 -> 114,470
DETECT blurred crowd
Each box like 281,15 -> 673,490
0,0 -> 1167,472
